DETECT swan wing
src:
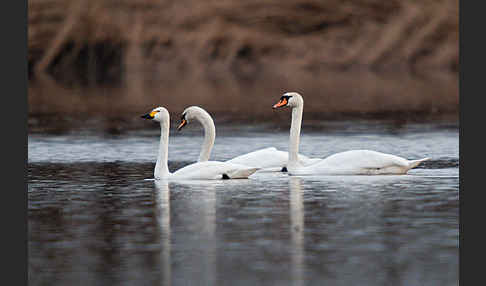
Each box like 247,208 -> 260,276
298,155 -> 322,166
171,161 -> 259,180
226,147 -> 288,169
294,150 -> 424,175
227,147 -> 321,170
322,150 -> 409,168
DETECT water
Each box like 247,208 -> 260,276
28,121 -> 459,286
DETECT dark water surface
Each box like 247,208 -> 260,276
28,122 -> 458,286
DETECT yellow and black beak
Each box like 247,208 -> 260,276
177,119 -> 187,131
272,97 -> 288,109
141,110 -> 157,120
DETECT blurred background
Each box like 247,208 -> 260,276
28,2 -> 459,285
28,0 -> 458,132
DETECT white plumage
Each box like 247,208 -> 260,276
142,107 -> 259,180
179,106 -> 320,171
273,92 -> 429,175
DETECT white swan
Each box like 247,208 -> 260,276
141,107 -> 259,180
177,106 -> 321,171
272,92 -> 429,175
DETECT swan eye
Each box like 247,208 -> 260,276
149,110 -> 160,117
280,95 -> 292,105
273,95 -> 291,108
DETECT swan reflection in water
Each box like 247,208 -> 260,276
154,179 -> 221,286
153,177 -> 307,285
152,175 -> 433,285
289,177 -> 305,286
154,180 -> 171,286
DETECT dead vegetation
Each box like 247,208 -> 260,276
28,0 -> 458,119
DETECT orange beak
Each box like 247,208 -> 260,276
272,98 -> 288,109
177,119 -> 187,131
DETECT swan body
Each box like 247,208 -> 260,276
272,92 -> 429,175
226,147 -> 321,170
171,161 -> 259,180
178,106 -> 320,171
288,150 -> 429,175
142,107 -> 259,180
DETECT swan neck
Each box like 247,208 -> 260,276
289,104 -> 303,167
155,120 -> 170,179
196,112 -> 215,162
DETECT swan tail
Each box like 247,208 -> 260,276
226,167 -> 260,179
408,158 -> 430,169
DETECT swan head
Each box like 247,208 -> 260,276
177,106 -> 211,131
272,92 -> 303,109
141,107 -> 169,123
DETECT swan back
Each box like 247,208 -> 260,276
291,150 -> 427,175
171,161 -> 259,180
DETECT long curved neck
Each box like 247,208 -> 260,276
155,119 -> 170,179
288,104 -> 303,168
196,112 -> 215,162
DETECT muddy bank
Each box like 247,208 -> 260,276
28,0 -> 458,118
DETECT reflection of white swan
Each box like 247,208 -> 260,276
289,177 -> 304,286
177,106 -> 320,171
273,92 -> 429,175
141,107 -> 258,180
163,180 -> 217,285
154,180 -> 171,286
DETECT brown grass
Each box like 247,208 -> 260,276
28,0 -> 459,119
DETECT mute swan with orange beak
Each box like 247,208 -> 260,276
177,106 -> 321,171
141,107 -> 259,180
272,92 -> 429,175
